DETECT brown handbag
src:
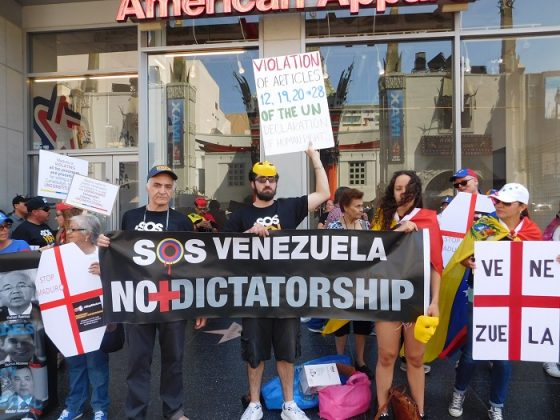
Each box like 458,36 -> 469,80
373,386 -> 421,420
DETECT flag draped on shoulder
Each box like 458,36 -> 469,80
323,208 -> 442,335
424,215 -> 542,362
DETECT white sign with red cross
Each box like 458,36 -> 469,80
439,192 -> 495,267
473,241 -> 560,362
35,243 -> 106,357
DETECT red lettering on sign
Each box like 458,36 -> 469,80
474,242 -> 560,360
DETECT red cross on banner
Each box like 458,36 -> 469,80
473,241 -> 560,362
148,281 -> 181,312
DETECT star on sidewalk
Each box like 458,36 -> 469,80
203,322 -> 242,343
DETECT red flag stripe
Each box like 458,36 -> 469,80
509,241 -> 523,361
39,288 -> 103,311
53,246 -> 85,354
466,194 -> 477,231
440,230 -> 466,239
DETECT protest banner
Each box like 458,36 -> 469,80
37,150 -> 88,199
473,241 -> 560,362
253,51 -> 334,156
65,174 -> 120,216
35,243 -> 106,358
100,230 -> 430,324
0,252 -> 49,418
439,192 -> 495,267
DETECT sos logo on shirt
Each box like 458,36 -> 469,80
255,215 -> 281,230
134,221 -> 164,231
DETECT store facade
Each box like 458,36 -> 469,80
1,0 -> 559,230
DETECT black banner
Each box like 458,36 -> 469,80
100,230 -> 429,324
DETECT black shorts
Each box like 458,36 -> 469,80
241,318 -> 301,368
334,320 -> 373,337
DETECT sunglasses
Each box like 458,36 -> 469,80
0,224 -> 11,231
453,178 -> 473,189
255,176 -> 277,184
492,199 -> 514,207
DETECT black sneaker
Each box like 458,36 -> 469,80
354,363 -> 374,379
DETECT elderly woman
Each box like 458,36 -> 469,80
56,214 -> 109,420
447,183 -> 542,420
371,170 -> 443,418
325,188 -> 374,378
55,203 -> 83,245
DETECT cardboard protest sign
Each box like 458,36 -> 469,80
35,243 -> 106,357
0,252 -> 48,418
37,150 -> 88,199
253,51 -> 334,156
439,192 -> 495,267
65,174 -> 120,216
473,241 -> 560,362
100,230 -> 430,324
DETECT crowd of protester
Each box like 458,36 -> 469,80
0,160 -> 557,420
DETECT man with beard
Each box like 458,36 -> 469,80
224,147 -> 329,420
97,165 -> 206,420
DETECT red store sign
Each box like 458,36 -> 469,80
117,0 -> 472,22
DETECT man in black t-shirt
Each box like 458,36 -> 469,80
12,197 -> 55,250
224,148 -> 329,420
98,165 -> 206,420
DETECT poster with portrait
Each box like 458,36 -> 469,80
0,253 -> 48,419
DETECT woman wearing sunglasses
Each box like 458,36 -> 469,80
446,183 -> 542,420
0,212 -> 30,254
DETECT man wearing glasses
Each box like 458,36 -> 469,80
224,148 -> 329,420
450,168 -> 479,194
12,197 -> 55,250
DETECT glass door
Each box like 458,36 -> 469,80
76,154 -> 138,231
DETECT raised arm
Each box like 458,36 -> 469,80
306,147 -> 330,212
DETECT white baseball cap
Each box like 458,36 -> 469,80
490,183 -> 529,204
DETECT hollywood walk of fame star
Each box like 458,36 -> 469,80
203,322 -> 242,343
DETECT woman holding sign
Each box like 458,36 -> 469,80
370,170 -> 443,418
56,214 -> 110,420
446,183 -> 541,420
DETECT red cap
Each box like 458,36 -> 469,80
55,202 -> 75,211
194,197 -> 208,207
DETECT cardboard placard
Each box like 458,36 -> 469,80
35,243 -> 106,357
37,150 -> 88,199
253,51 -> 334,156
65,174 -> 120,216
473,241 -> 560,362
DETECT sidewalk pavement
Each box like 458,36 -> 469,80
46,318 -> 560,419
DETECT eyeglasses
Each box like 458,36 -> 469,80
255,176 -> 277,184
0,224 -> 11,231
67,228 -> 87,233
453,178 -> 473,189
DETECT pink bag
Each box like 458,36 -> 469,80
318,372 -> 372,420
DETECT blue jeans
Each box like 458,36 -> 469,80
65,350 -> 110,414
454,304 -> 512,407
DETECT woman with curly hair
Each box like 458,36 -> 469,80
371,170 -> 443,418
